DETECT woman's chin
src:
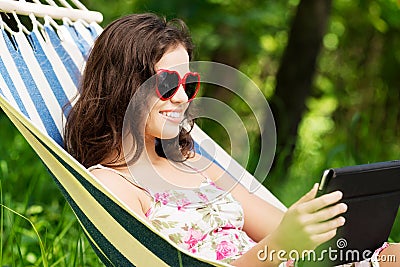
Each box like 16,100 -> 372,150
158,128 -> 181,140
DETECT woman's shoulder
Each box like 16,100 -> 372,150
89,164 -> 152,217
89,164 -> 129,179
89,164 -> 130,185
89,164 -> 148,191
89,164 -> 138,192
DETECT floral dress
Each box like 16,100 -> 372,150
145,180 -> 257,264
89,164 -> 256,263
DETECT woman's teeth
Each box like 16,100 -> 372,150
160,111 -> 181,118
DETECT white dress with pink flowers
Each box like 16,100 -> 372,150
145,179 -> 257,264
89,164 -> 256,264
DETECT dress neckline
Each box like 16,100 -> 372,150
89,162 -> 214,194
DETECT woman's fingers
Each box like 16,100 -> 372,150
314,203 -> 347,223
304,216 -> 346,235
310,229 -> 338,246
302,202 -> 348,224
280,186 -> 348,252
295,183 -> 319,205
299,190 -> 343,214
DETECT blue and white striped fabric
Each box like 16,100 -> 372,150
0,20 -> 98,146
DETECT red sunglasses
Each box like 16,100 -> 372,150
155,69 -> 200,101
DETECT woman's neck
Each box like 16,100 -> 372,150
143,136 -> 166,165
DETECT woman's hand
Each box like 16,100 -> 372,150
269,183 -> 347,255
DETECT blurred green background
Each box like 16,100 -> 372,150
1,0 -> 400,265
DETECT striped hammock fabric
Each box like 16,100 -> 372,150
0,2 -> 286,266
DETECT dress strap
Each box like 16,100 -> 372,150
181,161 -> 213,184
88,164 -> 152,196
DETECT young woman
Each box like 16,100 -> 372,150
64,13 -> 398,266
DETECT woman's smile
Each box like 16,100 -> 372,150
159,109 -> 185,123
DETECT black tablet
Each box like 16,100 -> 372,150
299,160 -> 400,266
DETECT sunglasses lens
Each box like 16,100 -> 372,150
157,72 -> 179,99
184,73 -> 199,99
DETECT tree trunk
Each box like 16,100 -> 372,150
268,0 -> 333,179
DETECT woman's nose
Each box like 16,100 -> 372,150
171,84 -> 189,103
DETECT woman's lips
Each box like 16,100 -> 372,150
159,110 -> 184,123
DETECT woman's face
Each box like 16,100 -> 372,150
145,44 -> 191,140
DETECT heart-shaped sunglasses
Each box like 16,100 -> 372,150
155,69 -> 200,101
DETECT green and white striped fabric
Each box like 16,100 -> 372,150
0,5 -> 286,266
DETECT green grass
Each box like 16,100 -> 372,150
0,200 -> 101,266
0,113 -> 101,266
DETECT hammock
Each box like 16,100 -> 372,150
0,1 -> 286,266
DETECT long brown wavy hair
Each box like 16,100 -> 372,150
64,13 -> 195,168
